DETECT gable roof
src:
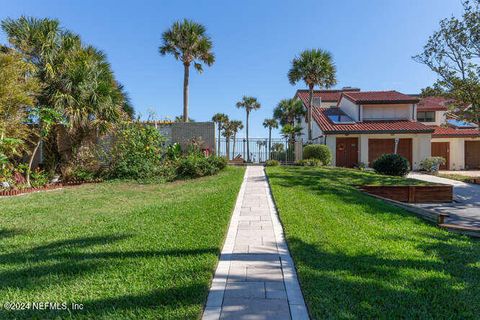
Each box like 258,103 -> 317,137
295,88 -> 360,105
417,96 -> 452,111
341,91 -> 419,105
313,107 -> 433,135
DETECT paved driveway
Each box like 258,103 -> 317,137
407,173 -> 480,228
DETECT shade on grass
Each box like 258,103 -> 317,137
0,167 -> 244,319
266,166 -> 480,319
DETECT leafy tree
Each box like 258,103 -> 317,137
262,118 -> 278,158
288,49 -> 336,140
236,96 -> 260,162
229,120 -> 243,158
413,0 -> 480,124
0,50 -> 39,166
420,84 -> 446,98
212,113 -> 229,156
159,19 -> 215,122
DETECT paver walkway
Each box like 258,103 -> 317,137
203,166 -> 309,320
408,173 -> 480,228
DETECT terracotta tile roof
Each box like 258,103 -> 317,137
417,96 -> 452,111
295,88 -> 360,105
342,91 -> 419,105
313,107 -> 434,134
430,126 -> 480,138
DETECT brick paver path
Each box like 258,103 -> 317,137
203,166 -> 309,320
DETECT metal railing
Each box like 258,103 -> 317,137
217,138 -> 297,163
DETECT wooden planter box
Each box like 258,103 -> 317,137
361,185 -> 453,203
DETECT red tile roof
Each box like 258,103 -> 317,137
430,126 -> 480,138
295,88 -> 360,105
342,91 -> 419,105
417,96 -> 452,111
313,107 -> 434,134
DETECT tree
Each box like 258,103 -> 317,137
273,98 -> 305,127
0,50 -> 39,170
288,49 -> 336,140
420,84 -> 446,98
262,118 -> 278,159
229,120 -> 243,158
256,140 -> 267,162
159,19 -> 215,122
413,0 -> 480,124
236,96 -> 260,162
2,16 -> 130,172
281,124 -> 302,144
212,113 -> 229,156
221,120 -> 234,160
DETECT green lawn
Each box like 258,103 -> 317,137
266,166 -> 480,319
0,167 -> 244,320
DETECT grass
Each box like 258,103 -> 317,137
437,172 -> 479,183
0,167 -> 245,320
266,166 -> 480,319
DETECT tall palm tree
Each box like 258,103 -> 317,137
221,120 -> 234,160
229,120 -> 243,158
212,113 -> 229,156
288,49 -> 336,140
236,96 -> 260,162
159,19 -> 215,122
262,118 -> 278,159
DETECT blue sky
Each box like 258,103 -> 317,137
0,0 -> 463,137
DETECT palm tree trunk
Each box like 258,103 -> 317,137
26,138 -> 41,187
308,84 -> 314,141
226,138 -> 230,161
268,128 -> 272,160
246,111 -> 250,162
183,63 -> 190,122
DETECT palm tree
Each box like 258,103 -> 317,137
236,96 -> 261,162
281,124 -> 302,144
159,19 -> 215,123
262,118 -> 278,160
212,113 -> 229,156
288,49 -> 336,140
273,98 -> 305,127
256,140 -> 267,162
221,120 -> 235,160
229,120 -> 243,158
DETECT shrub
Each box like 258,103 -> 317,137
372,153 -> 410,176
303,144 -> 331,165
265,160 -> 280,167
296,158 -> 322,167
107,123 -> 165,180
176,154 -> 227,178
30,169 -> 50,188
420,157 -> 446,173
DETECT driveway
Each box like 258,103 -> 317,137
407,173 -> 480,228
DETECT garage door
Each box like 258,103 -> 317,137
336,138 -> 359,168
431,142 -> 450,170
368,139 -> 412,166
465,141 -> 480,169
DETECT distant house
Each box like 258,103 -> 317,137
294,89 -> 480,170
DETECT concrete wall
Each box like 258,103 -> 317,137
362,104 -> 413,121
338,97 -> 359,121
156,122 -> 216,152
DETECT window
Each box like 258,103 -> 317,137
417,111 -> 436,122
327,114 -> 355,124
313,97 -> 321,106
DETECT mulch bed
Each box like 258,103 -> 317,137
0,179 -> 103,197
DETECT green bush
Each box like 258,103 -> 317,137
420,156 -> 446,173
372,154 -> 410,176
107,123 -> 165,180
176,154 -> 227,178
265,160 -> 280,167
30,169 -> 50,188
303,144 -> 331,165
296,158 -> 322,167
